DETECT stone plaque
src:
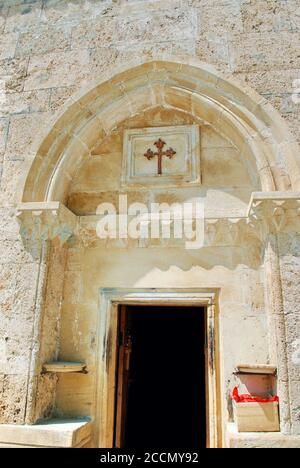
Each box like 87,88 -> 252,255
122,125 -> 200,187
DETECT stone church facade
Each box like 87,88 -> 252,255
0,0 -> 299,448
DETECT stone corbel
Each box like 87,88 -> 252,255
248,192 -> 300,236
17,202 -> 77,245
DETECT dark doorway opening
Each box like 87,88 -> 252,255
114,305 -> 207,449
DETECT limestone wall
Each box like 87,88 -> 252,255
278,232 -> 300,434
0,0 -> 299,445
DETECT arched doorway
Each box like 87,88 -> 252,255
16,57 -> 300,447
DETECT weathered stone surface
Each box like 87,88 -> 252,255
49,86 -> 77,111
0,374 -> 27,424
5,2 -> 43,33
116,8 -> 197,43
41,0 -> 115,26
24,50 -> 90,90
240,0 -> 297,33
0,57 -> 29,94
71,17 -> 117,50
0,0 -> 299,449
196,36 -> 231,72
0,33 -> 18,60
278,232 -> 300,434
229,31 -> 300,73
0,117 -> 8,161
0,89 -> 50,116
16,25 -> 72,57
0,417 -> 93,447
0,160 -> 27,206
4,112 -> 52,161
198,1 -> 243,35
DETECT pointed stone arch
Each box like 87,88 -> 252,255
18,55 -> 300,205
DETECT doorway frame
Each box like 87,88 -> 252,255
95,288 -> 221,448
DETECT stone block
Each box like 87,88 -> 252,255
196,35 -> 231,72
0,208 -> 20,240
201,126 -> 231,149
241,0 -> 295,33
0,58 -> 29,94
0,418 -> 93,447
229,31 -> 300,73
0,239 -> 36,265
4,112 -> 52,161
59,304 -> 98,359
237,68 -> 300,96
0,160 -> 27,206
0,288 -> 15,318
0,374 -> 27,424
0,33 -> 18,61
49,86 -> 77,111
55,373 -> 95,418
116,8 -> 197,43
41,0 -> 114,26
202,147 -> 253,188
1,89 -> 50,116
0,118 -> 8,161
71,17 -> 117,50
16,25 -> 72,57
24,50 -> 90,91
0,4 -> 7,34
198,2 -> 243,35
0,264 -> 18,292
5,2 -> 43,33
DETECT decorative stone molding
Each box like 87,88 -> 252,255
75,216 -> 255,250
248,192 -> 300,237
74,193 -> 300,249
17,202 -> 77,245
204,218 -> 257,246
16,193 -> 300,249
205,193 -> 300,246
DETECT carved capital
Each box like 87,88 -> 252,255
17,202 -> 77,245
248,192 -> 300,235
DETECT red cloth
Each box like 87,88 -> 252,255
232,387 -> 279,403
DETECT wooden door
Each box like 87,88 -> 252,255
114,306 -> 133,448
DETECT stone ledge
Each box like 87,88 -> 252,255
0,418 -> 92,448
226,423 -> 300,448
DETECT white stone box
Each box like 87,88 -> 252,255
233,401 -> 280,433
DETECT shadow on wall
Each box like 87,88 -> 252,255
75,243 -> 264,279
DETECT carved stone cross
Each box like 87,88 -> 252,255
144,138 -> 176,175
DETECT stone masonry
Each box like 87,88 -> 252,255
0,0 -> 299,448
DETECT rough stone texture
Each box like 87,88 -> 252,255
278,232 -> 300,434
0,0 -> 299,448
